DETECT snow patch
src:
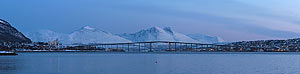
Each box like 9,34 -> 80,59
82,26 -> 95,31
0,20 -> 4,24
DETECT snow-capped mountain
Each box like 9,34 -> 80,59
187,34 -> 224,43
0,19 -> 31,43
68,26 -> 131,44
27,26 -> 225,44
26,26 -> 131,44
119,26 -> 198,42
26,30 -> 68,43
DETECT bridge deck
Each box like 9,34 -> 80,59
78,41 -> 230,52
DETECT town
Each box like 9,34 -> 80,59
2,38 -> 300,52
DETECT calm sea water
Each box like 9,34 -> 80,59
1,52 -> 300,74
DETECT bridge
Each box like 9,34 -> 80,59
80,41 -> 231,52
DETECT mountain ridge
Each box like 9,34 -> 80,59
119,26 -> 219,43
27,26 -> 224,44
0,19 -> 31,43
26,26 -> 131,44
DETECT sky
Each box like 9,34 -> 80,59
1,0 -> 300,42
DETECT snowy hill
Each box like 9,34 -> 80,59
187,34 -> 224,43
26,30 -> 68,43
68,26 -> 131,44
26,26 -> 131,44
27,26 -> 225,44
119,26 -> 198,42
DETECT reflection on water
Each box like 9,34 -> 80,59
0,56 -> 21,74
0,59 -> 17,71
1,52 -> 300,74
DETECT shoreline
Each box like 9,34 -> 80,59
14,51 -> 300,55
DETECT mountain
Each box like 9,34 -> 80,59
26,30 -> 68,43
27,26 -> 225,44
0,19 -> 31,43
68,26 -> 131,44
119,26 -> 198,42
26,26 -> 131,44
187,34 -> 224,43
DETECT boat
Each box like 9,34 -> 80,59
0,51 -> 18,55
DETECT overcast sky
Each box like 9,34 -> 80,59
1,0 -> 300,42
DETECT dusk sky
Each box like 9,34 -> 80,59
1,0 -> 300,42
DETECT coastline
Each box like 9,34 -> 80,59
13,51 -> 300,55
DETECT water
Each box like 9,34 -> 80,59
1,52 -> 300,74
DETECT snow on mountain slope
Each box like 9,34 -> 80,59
187,34 -> 224,43
27,26 -> 225,44
27,26 -> 131,44
119,26 -> 198,42
68,26 -> 131,44
25,30 -> 68,43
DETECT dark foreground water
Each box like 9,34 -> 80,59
1,52 -> 300,74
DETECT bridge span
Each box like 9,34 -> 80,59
79,41 -> 231,52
